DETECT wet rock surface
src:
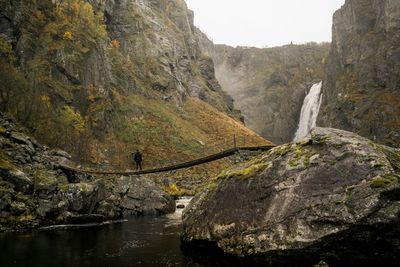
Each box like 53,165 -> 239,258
118,175 -> 175,216
0,114 -> 175,232
182,127 -> 400,266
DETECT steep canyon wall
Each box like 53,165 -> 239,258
318,0 -> 400,147
0,0 -> 264,168
198,33 -> 329,144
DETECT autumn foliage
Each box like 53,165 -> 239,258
0,0 -> 108,159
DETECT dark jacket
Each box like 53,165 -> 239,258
133,151 -> 142,162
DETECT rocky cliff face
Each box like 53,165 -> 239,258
182,127 -> 400,266
0,113 -> 175,232
1,0 -> 233,112
318,0 -> 400,148
89,0 -> 235,111
0,0 -> 261,170
197,32 -> 329,144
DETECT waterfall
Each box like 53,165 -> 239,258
293,81 -> 323,141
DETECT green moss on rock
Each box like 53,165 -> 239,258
0,180 -> 14,192
380,147 -> 400,171
288,145 -> 316,168
369,174 -> 398,188
33,170 -> 58,187
217,163 -> 269,181
0,214 -> 36,224
0,157 -> 16,171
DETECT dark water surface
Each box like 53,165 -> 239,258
2,211 -> 395,267
0,198 -> 209,267
0,215 -> 198,267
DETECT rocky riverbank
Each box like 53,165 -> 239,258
0,113 -> 175,232
182,127 -> 400,266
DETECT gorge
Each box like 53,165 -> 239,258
198,41 -> 329,144
1,0 -> 400,266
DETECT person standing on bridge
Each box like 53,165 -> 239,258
133,149 -> 143,171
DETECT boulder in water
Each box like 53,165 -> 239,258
118,176 -> 175,216
182,128 -> 400,265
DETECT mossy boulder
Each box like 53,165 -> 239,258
182,128 -> 400,265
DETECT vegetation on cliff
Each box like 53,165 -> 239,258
0,0 -> 269,176
318,0 -> 400,148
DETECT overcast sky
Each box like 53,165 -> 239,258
185,0 -> 345,48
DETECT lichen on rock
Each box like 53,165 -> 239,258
182,127 -> 400,264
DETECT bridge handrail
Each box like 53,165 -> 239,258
58,145 -> 275,175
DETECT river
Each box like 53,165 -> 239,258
0,197 -> 206,267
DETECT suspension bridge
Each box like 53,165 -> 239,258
58,144 -> 275,175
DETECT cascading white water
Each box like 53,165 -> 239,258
293,81 -> 323,141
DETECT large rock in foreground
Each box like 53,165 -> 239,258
182,128 -> 400,265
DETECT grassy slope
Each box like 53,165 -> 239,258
0,0 -> 271,191
90,94 -> 271,171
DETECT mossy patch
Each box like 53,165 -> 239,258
33,170 -> 58,187
207,180 -> 219,192
0,214 -> 36,224
273,144 -> 293,158
345,185 -> 355,192
234,163 -> 268,180
0,152 -> 16,171
379,147 -> 400,171
78,183 -> 92,192
369,174 -> 398,188
55,214 -> 65,222
58,183 -> 69,192
288,145 -> 316,168
217,163 -> 268,181
164,183 -> 186,197
15,193 -> 36,209
0,180 -> 14,193
205,157 -> 269,192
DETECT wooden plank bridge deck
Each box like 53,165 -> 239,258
58,145 -> 275,175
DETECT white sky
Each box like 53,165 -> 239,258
185,0 -> 345,48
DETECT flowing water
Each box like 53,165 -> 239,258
293,82 -> 323,141
0,197 -> 202,267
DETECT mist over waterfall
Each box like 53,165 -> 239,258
294,82 -> 323,141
